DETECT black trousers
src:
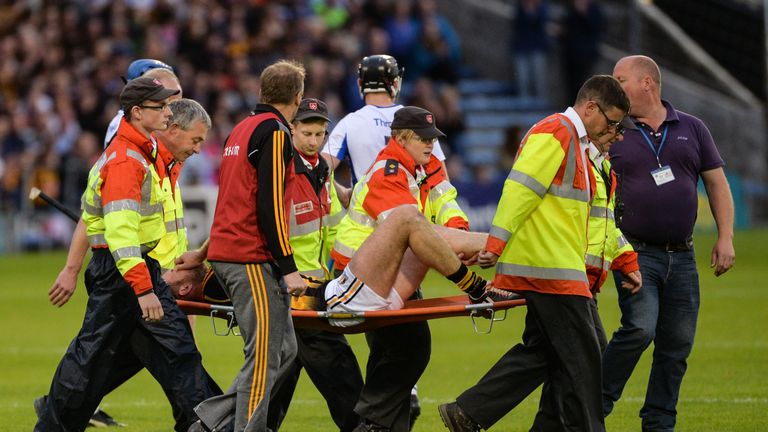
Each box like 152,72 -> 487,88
355,320 -> 431,431
532,297 -> 608,431
457,291 -> 605,432
267,328 -> 364,432
36,249 -> 219,432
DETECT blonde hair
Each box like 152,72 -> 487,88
391,129 -> 418,142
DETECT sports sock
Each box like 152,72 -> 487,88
446,265 -> 486,296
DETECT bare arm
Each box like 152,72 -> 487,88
701,167 -> 735,276
49,218 -> 89,306
321,152 -> 352,208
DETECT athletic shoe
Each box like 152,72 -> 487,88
88,408 -> 125,427
438,402 -> 481,432
409,393 -> 421,431
484,287 -> 519,303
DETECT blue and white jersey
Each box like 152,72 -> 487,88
104,110 -> 124,148
323,104 -> 445,184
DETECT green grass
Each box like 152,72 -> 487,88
1,230 -> 766,431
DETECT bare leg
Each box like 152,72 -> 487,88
392,249 -> 428,301
349,206 -> 486,301
391,225 -> 488,301
432,225 -> 488,258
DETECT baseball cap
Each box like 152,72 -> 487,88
295,98 -> 330,122
126,59 -> 174,80
120,77 -> 180,111
391,106 -> 446,140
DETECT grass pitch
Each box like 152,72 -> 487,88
1,230 -> 766,431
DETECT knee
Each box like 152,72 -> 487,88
387,205 -> 424,227
656,323 -> 696,353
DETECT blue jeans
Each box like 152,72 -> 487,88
601,241 -> 700,432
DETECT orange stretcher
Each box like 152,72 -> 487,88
176,294 -> 526,335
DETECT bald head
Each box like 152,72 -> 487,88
617,55 -> 661,87
144,68 -> 183,100
613,55 -> 664,117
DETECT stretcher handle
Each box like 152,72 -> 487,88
469,306 -> 508,334
211,308 -> 238,336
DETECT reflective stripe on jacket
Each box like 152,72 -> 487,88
81,118 -> 168,295
420,158 -> 469,230
586,154 -> 637,292
323,172 -> 346,266
486,113 -> 595,297
149,142 -> 188,270
288,155 -> 331,280
331,139 -> 421,269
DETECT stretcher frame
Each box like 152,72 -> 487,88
176,294 -> 526,335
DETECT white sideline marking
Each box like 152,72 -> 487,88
0,347 -> 66,355
621,396 -> 768,404
1,398 -> 328,410
696,341 -> 768,349
418,397 -> 768,405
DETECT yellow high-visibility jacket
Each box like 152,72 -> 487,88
586,149 -> 638,293
486,112 -> 595,298
331,139 -> 468,270
81,118 -> 168,295
323,172 -> 346,267
288,154 -> 332,311
288,155 -> 332,280
420,158 -> 469,230
149,142 -> 188,270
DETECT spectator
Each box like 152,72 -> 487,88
512,0 -> 552,101
0,1 -> 468,250
560,0 -> 604,100
384,0 -> 419,63
406,78 -> 464,153
60,131 -> 99,211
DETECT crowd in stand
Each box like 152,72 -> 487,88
0,0 -> 464,230
0,0 -> 606,251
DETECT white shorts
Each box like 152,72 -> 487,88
325,266 -> 404,327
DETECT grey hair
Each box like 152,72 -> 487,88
168,99 -> 212,130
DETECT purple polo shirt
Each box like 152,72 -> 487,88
608,100 -> 724,244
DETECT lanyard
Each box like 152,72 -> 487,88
638,125 -> 668,168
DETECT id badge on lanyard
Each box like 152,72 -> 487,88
639,126 -> 675,186
651,165 -> 675,185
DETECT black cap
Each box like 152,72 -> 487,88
295,98 -> 330,122
120,76 -> 180,112
391,106 -> 446,139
